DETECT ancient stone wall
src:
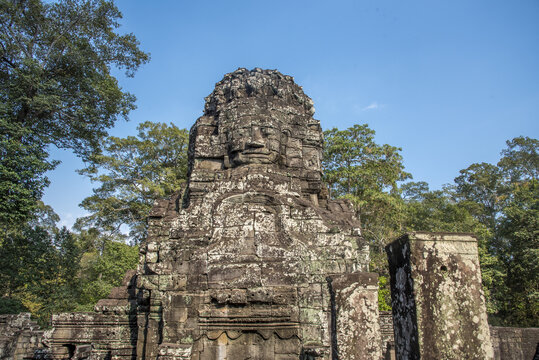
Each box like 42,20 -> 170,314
379,310 -> 538,360
379,312 -> 395,360
37,68 -> 539,359
2,69 -> 537,360
386,232 -> 494,360
490,326 -> 539,360
0,313 -> 43,360
44,270 -> 138,359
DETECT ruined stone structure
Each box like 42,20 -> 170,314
36,69 -> 537,359
0,313 -> 44,359
386,232 -> 495,360
45,68 -> 382,359
135,68 -> 381,359
45,270 -> 138,358
490,327 -> 539,360
378,312 -> 395,360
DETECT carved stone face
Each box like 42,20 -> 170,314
225,118 -> 287,167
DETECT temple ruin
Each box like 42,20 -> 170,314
44,68 -> 382,359
19,68 -> 533,359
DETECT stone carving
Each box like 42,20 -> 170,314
0,313 -> 44,359
137,68 -> 381,359
43,68 -> 382,359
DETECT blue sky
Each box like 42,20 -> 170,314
43,0 -> 539,228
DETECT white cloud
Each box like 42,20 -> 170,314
59,213 -> 75,229
58,210 -> 89,230
362,102 -> 380,111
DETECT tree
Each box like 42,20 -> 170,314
0,0 -> 149,230
76,121 -> 189,243
454,137 -> 538,234
495,138 -> 538,326
497,180 -> 538,326
323,124 -> 410,249
75,233 -> 138,311
400,183 -> 505,315
0,202 -> 139,325
0,202 -> 62,323
0,122 -> 58,231
401,181 -> 429,202
454,162 -> 505,231
323,124 -> 410,312
498,136 -> 538,182
451,136 -> 538,326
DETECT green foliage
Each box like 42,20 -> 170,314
76,121 -> 189,243
497,180 -> 538,326
454,162 -> 505,230
323,124 -> 410,311
498,136 -> 538,182
323,124 -> 410,250
0,0 -> 149,156
0,120 -> 58,231
403,185 -> 482,233
324,125 -> 536,324
377,275 -> 392,312
324,124 -> 410,198
450,136 -> 538,326
76,235 -> 138,310
0,205 -> 72,325
400,183 -> 505,315
0,0 -> 149,233
0,297 -> 26,314
0,203 -> 138,326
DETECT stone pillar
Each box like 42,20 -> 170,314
330,272 -> 382,360
386,232 -> 494,360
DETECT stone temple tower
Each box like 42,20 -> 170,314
46,68 -> 382,360
136,68 -> 381,359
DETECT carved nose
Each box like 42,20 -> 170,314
247,127 -> 265,148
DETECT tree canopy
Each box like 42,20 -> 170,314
323,125 -> 537,326
0,0 -> 149,230
451,136 -> 538,326
76,121 -> 189,243
323,124 -> 410,249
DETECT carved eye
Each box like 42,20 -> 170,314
261,127 -> 276,137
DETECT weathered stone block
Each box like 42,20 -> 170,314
386,232 -> 494,360
331,272 -> 382,360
